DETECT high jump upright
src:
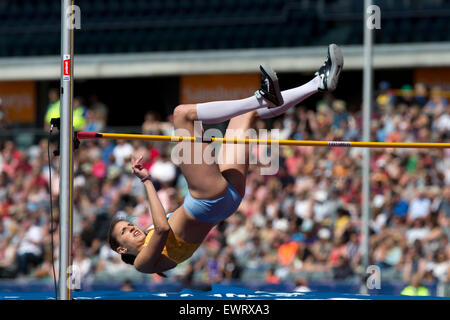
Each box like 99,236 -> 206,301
59,0 -> 76,300
361,0 -> 374,294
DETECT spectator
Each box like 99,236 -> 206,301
312,190 -> 334,223
397,84 -> 414,107
413,82 -> 428,107
346,230 -> 361,268
84,109 -> 104,132
310,228 -> 332,264
120,279 -> 135,291
434,106 -> 450,134
430,249 -> 449,283
206,252 -> 221,283
142,111 -> 163,135
392,192 -> 409,219
401,274 -> 430,296
72,97 -> 88,131
332,253 -> 354,280
328,235 -> 348,268
294,277 -> 311,292
16,218 -> 43,276
265,267 -> 280,284
44,93 -> 87,131
89,94 -> 108,128
0,237 -> 17,278
407,188 -> 431,223
0,220 -> 7,242
425,86 -> 447,114
406,219 -> 430,245
0,83 -> 448,296
72,242 -> 93,284
331,99 -> 348,130
44,88 -> 60,131
402,244 -> 427,283
221,252 -> 241,280
112,140 -> 133,167
0,97 -> 10,130
375,81 -> 395,111
149,152 -> 177,186
278,234 -> 299,267
374,236 -> 402,270
438,186 -> 450,224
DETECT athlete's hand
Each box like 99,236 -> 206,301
131,154 -> 149,180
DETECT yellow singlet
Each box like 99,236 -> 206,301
144,229 -> 201,264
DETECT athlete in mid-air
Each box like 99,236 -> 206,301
108,44 -> 344,275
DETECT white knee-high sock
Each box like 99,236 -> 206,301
256,76 -> 320,119
195,76 -> 320,124
196,95 -> 270,124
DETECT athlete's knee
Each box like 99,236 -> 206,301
173,104 -> 197,124
244,110 -> 259,124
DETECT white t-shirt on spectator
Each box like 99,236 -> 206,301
406,227 -> 430,244
435,113 -> 450,132
294,285 -> 311,292
273,218 -> 289,232
432,261 -> 449,281
113,143 -> 133,166
226,226 -> 248,247
313,201 -> 337,222
370,212 -> 388,234
150,160 -> 176,184
99,244 -> 120,261
17,226 -> 42,256
446,166 -> 450,185
74,257 -> 92,280
294,199 -> 309,219
408,197 -> 431,221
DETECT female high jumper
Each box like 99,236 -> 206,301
108,44 -> 343,275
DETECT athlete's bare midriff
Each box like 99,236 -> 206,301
167,205 -> 216,244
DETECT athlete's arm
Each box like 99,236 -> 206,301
135,179 -> 172,273
130,154 -> 171,273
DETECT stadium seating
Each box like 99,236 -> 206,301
0,0 -> 449,57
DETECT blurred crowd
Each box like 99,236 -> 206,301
0,82 -> 449,296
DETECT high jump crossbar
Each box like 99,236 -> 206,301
76,131 -> 450,149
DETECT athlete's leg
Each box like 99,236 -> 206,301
169,106 -> 251,244
196,44 -> 343,123
216,44 -> 343,195
218,110 -> 258,198
172,44 -> 343,198
195,65 -> 280,124
172,104 -> 228,199
256,76 -> 320,119
257,43 -> 343,119
171,65 -> 279,199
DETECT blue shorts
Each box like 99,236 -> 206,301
183,182 -> 242,223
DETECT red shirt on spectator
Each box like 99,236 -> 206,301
329,245 -> 348,267
144,147 -> 161,171
0,201 -> 11,218
31,174 -> 47,188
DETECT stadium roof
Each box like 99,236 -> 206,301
1,43 -> 450,81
